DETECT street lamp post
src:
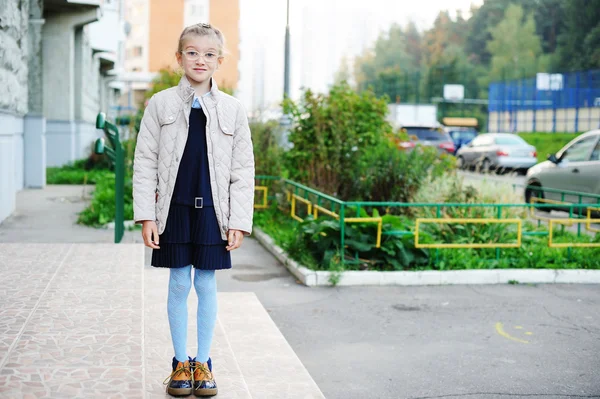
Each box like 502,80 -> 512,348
280,0 -> 292,149
283,0 -> 290,99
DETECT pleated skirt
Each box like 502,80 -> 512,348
151,204 -> 231,270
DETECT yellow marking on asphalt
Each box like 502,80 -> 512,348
495,322 -> 529,344
515,326 -> 523,329
525,332 -> 533,335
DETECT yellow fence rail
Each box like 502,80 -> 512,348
549,218 -> 600,247
254,186 -> 269,209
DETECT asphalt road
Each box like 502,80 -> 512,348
214,238 -> 600,399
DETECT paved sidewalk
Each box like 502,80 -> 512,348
0,185 -> 142,244
0,243 -> 323,398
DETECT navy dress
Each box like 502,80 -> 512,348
151,99 -> 232,270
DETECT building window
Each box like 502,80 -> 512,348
133,46 -> 142,57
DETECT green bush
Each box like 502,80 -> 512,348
518,132 -> 579,161
47,168 -> 108,185
250,120 -> 285,177
354,141 -> 455,204
77,173 -> 133,227
283,83 -> 392,198
46,155 -> 111,185
283,82 -> 455,202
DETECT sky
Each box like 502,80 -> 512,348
236,0 -> 484,113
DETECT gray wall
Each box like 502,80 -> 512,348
43,11 -> 102,167
0,1 -> 29,223
0,112 -> 25,224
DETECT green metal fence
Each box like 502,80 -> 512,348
255,175 -> 600,268
94,112 -> 125,244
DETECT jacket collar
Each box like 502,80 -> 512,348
177,75 -> 221,108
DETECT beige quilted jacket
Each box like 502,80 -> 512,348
132,76 -> 255,240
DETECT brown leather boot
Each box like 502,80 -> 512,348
191,357 -> 218,397
163,357 -> 193,397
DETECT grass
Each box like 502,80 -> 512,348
46,167 -> 110,185
517,132 -> 580,162
46,157 -> 112,185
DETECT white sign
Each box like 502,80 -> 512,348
443,84 -> 464,100
536,73 -> 563,91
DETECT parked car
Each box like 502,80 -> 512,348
525,129 -> 600,207
455,133 -> 537,173
397,125 -> 455,155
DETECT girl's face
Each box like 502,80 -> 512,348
176,35 -> 223,85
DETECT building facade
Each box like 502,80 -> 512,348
120,0 -> 240,109
0,0 -> 124,224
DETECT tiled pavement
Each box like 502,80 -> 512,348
0,243 -> 325,399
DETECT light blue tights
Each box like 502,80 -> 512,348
167,265 -> 217,363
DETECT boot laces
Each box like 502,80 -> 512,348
162,363 -> 191,387
193,361 -> 213,381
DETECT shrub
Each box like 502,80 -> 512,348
282,82 -> 456,203
282,83 -> 393,199
77,172 -> 133,227
352,141 -> 455,204
250,120 -> 285,177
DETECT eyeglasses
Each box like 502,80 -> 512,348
181,50 -> 221,63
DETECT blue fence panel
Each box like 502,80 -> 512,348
489,69 -> 600,112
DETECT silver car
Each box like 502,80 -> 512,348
525,129 -> 600,206
456,133 -> 538,172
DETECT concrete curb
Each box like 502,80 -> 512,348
252,227 -> 600,286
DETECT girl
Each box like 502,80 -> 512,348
132,23 -> 255,397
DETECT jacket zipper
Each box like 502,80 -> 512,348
198,96 -> 225,237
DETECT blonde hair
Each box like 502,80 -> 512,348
177,23 -> 226,55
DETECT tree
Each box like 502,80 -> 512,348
353,23 -> 421,101
334,54 -> 352,85
557,0 -> 600,70
487,4 -> 543,81
423,11 -> 468,67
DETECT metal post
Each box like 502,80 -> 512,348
574,71 -> 580,132
415,71 -> 420,104
283,0 -> 291,99
95,112 -> 125,244
114,133 -> 125,243
532,76 -> 537,132
340,204 -> 346,268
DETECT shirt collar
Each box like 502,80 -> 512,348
192,92 -> 212,109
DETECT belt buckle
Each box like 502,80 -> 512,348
194,197 -> 204,209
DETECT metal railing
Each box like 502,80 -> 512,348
94,112 -> 125,244
255,176 -> 600,267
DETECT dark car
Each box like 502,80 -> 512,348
447,127 -> 478,154
397,126 -> 455,155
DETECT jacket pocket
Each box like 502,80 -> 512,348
216,111 -> 235,136
159,113 -> 178,126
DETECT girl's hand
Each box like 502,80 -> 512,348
226,229 -> 244,251
142,220 -> 160,249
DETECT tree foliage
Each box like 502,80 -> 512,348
557,0 -> 600,70
487,4 -> 543,81
352,0 -> 598,106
